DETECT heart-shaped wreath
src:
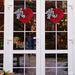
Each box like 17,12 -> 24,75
15,8 -> 33,24
46,8 -> 64,24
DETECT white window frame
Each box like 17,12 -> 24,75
0,0 -> 73,75
40,0 -> 73,75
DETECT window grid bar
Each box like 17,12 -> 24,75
24,54 -> 25,75
45,67 -> 68,68
56,54 -> 57,75
13,67 -> 36,68
0,12 -> 4,14
0,31 -> 4,32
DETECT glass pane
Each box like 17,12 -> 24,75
0,32 -> 4,50
57,14 -> 67,31
45,32 -> 55,50
25,32 -> 36,50
13,54 -> 24,67
14,0 -> 24,12
13,32 -> 24,50
57,68 -> 68,75
45,15 -> 56,31
25,68 -> 36,75
57,32 -> 67,49
57,54 -> 68,67
26,15 -> 36,31
45,68 -> 56,75
45,1 -> 55,11
25,54 -> 36,67
0,14 -> 4,31
0,0 -> 4,12
14,15 -> 24,31
45,54 -> 56,67
57,1 -> 67,13
13,69 -> 24,75
26,0 -> 36,12
0,54 -> 3,67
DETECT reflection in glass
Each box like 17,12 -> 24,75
25,32 -> 36,50
13,69 -> 24,75
14,15 -> 24,31
14,0 -> 24,12
57,54 -> 68,67
57,15 -> 67,31
25,68 -> 36,75
13,32 -> 24,50
45,32 -> 55,50
0,0 -> 4,12
45,54 -> 56,67
0,14 -> 4,31
25,54 -> 36,67
57,32 -> 67,49
26,0 -> 36,12
57,68 -> 68,75
57,1 -> 67,13
45,15 -> 55,31
0,54 -> 3,67
46,68 -> 56,75
45,1 -> 55,11
26,15 -> 36,31
13,54 -> 24,67
0,33 -> 4,50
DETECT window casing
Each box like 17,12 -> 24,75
0,0 -> 73,75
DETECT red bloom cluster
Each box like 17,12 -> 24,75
50,8 -> 64,24
19,8 -> 33,24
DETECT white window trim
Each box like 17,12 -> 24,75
0,0 -> 73,75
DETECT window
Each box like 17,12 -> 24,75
0,0 -> 73,75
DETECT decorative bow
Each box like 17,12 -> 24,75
46,8 -> 57,19
15,8 -> 25,19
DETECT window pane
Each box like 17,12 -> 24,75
0,33 -> 4,50
57,54 -> 68,67
45,15 -> 56,31
57,1 -> 67,13
25,32 -> 36,50
26,15 -> 36,31
26,0 -> 36,12
14,15 -> 24,31
46,68 -> 56,75
13,69 -> 24,75
45,54 -> 56,67
13,32 -> 24,50
13,54 -> 24,67
45,1 -> 55,11
57,14 -> 67,31
0,14 -> 4,31
0,54 -> 3,67
25,54 -> 36,67
0,0 -> 4,12
45,32 -> 55,50
14,0 -> 24,12
57,68 -> 68,75
25,68 -> 36,75
57,32 -> 67,49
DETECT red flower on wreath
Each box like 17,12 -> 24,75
19,8 -> 33,24
50,8 -> 64,24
